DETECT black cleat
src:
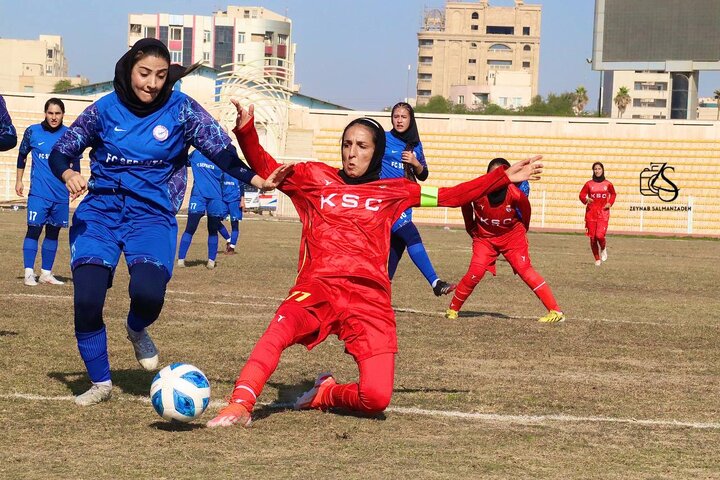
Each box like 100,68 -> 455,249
433,280 -> 456,297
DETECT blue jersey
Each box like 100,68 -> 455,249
189,150 -> 223,200
221,174 -> 243,203
380,132 -> 427,232
54,90 -> 233,215
0,95 -> 18,150
18,123 -> 75,203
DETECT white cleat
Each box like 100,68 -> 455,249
601,248 -> 608,262
177,259 -> 185,267
595,259 -> 602,267
206,259 -> 216,270
39,272 -> 65,285
75,383 -> 112,406
24,271 -> 37,286
126,323 -> 159,371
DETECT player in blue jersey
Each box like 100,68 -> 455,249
381,102 -> 454,296
16,98 -> 78,286
48,38 -> 289,407
177,149 -> 228,269
0,94 -> 18,151
218,174 -> 244,254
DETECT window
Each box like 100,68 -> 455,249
523,27 -> 530,35
130,24 -> 142,34
419,56 -> 433,64
203,52 -> 210,62
204,30 -> 211,43
171,51 -> 182,63
513,97 -> 522,106
237,31 -> 245,43
145,26 -> 157,38
471,25 -> 479,31
237,53 -> 245,63
458,95 -> 465,104
471,12 -> 479,19
487,26 -> 514,35
489,44 -> 511,52
488,59 -> 512,68
468,58 -> 477,64
418,73 -> 432,80
523,45 -> 531,51
418,90 -> 431,96
278,34 -> 288,45
46,65 -> 53,75
419,39 -> 433,47
244,10 -> 250,18
468,75 -> 476,81
523,61 -> 530,68
251,33 -> 264,43
498,97 -> 508,106
470,42 -> 477,48
265,31 -> 274,42
47,49 -> 54,59
170,27 -> 182,41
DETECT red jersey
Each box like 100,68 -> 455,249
580,179 -> 616,223
464,184 -> 530,239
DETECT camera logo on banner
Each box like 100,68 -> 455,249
639,162 -> 679,203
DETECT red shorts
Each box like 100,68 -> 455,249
472,226 -> 531,276
585,219 -> 608,238
275,277 -> 397,361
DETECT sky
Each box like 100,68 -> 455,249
1,0 -> 718,110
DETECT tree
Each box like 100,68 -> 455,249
415,95 -> 452,113
713,89 -> 720,120
614,86 -> 631,118
52,79 -> 73,93
572,86 -> 589,115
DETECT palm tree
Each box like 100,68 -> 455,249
573,86 -> 589,115
713,89 -> 720,120
614,86 -> 631,118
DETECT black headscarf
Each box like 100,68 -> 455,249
389,102 -> 420,148
338,117 -> 386,185
487,157 -> 511,205
113,38 -> 200,117
592,162 -> 606,183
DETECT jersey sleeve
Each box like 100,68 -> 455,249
17,127 -> 32,167
607,182 -> 617,206
54,103 -> 100,158
579,182 -> 589,204
180,97 -> 231,158
0,96 -> 18,151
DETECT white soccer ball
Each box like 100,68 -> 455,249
150,363 -> 211,422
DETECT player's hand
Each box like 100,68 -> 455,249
15,181 -> 23,197
261,163 -> 294,191
231,99 -> 254,130
603,203 -> 611,210
401,151 -> 420,167
63,170 -> 88,200
506,155 -> 543,183
586,197 -> 594,205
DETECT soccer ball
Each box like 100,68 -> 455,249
150,363 -> 211,422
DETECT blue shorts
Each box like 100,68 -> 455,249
391,209 -> 412,233
27,194 -> 69,228
69,193 -> 177,280
188,194 -> 227,218
225,201 -> 243,221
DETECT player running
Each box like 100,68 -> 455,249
580,162 -> 616,266
445,158 -> 564,323
206,103 -> 543,428
16,98 -> 79,286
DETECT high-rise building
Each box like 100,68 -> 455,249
416,0 -> 540,109
128,6 -> 296,90
0,35 -> 87,93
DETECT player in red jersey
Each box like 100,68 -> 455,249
579,162 -> 616,266
206,102 -> 543,428
445,158 -> 564,323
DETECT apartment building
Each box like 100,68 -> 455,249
416,0 -> 541,108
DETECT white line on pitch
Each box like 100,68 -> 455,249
2,393 -> 718,430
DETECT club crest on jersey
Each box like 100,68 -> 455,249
152,125 -> 169,142
505,205 -> 512,212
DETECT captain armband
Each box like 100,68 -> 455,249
420,186 -> 439,207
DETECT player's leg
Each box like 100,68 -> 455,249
396,222 -> 455,295
73,264 -> 114,406
228,219 -> 240,252
38,224 -> 63,284
507,246 -> 564,323
124,262 -> 167,371
586,221 -> 601,265
207,304 -> 321,428
447,239 -> 495,318
387,231 -> 406,280
22,224 -> 42,286
218,221 -> 230,243
177,212 -> 203,265
205,215 -> 222,269
598,221 -> 609,261
295,352 -> 394,415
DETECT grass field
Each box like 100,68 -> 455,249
1,210 -> 719,479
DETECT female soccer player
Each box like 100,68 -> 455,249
579,162 -> 616,266
206,103 -> 543,428
445,158 -> 564,323
177,149 -> 227,269
48,38 -> 287,407
16,98 -> 77,286
0,94 -> 18,151
218,174 -> 243,255
381,102 -> 454,296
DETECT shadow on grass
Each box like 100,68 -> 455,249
182,259 -> 208,268
455,310 -> 512,319
0,330 -> 18,337
13,274 -> 73,284
150,421 -> 204,431
48,368 -> 156,397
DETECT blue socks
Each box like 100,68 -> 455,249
76,327 -> 111,383
22,237 -> 38,269
177,232 -> 193,260
230,220 -> 239,246
218,223 -> 230,241
207,234 -> 219,261
41,238 -> 58,271
407,242 -> 439,287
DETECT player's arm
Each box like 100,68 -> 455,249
579,182 -> 591,205
0,96 -> 18,151
406,142 -> 428,181
50,104 -> 98,199
461,203 -> 475,236
605,182 -> 617,210
15,128 -> 32,196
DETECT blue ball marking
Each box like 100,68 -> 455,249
180,370 -> 210,389
173,388 -> 196,418
151,390 -> 164,416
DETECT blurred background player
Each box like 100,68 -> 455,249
0,94 -> 18,151
49,38 -> 285,407
15,98 -> 79,286
177,149 -> 227,269
206,102 -> 543,428
381,102 -> 454,297
446,158 -> 564,323
217,173 -> 244,255
580,162 -> 616,266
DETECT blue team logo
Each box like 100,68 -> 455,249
153,125 -> 169,142
639,163 -> 679,202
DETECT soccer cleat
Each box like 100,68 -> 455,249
75,383 -> 112,406
24,272 -> 37,286
39,273 -> 64,285
595,259 -> 602,266
206,401 -> 252,428
445,308 -> 459,319
125,323 -> 159,370
224,243 -> 236,255
601,248 -> 608,262
206,259 -> 216,270
538,310 -> 566,323
294,372 -> 336,410
433,280 -> 456,297
177,259 -> 185,267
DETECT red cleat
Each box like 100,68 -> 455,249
293,373 -> 336,410
206,401 -> 252,428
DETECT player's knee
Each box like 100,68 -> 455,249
129,264 -> 167,318
184,213 -> 202,234
25,225 -> 42,240
44,225 -> 61,241
357,384 -> 392,414
74,291 -> 105,332
206,216 -> 221,235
